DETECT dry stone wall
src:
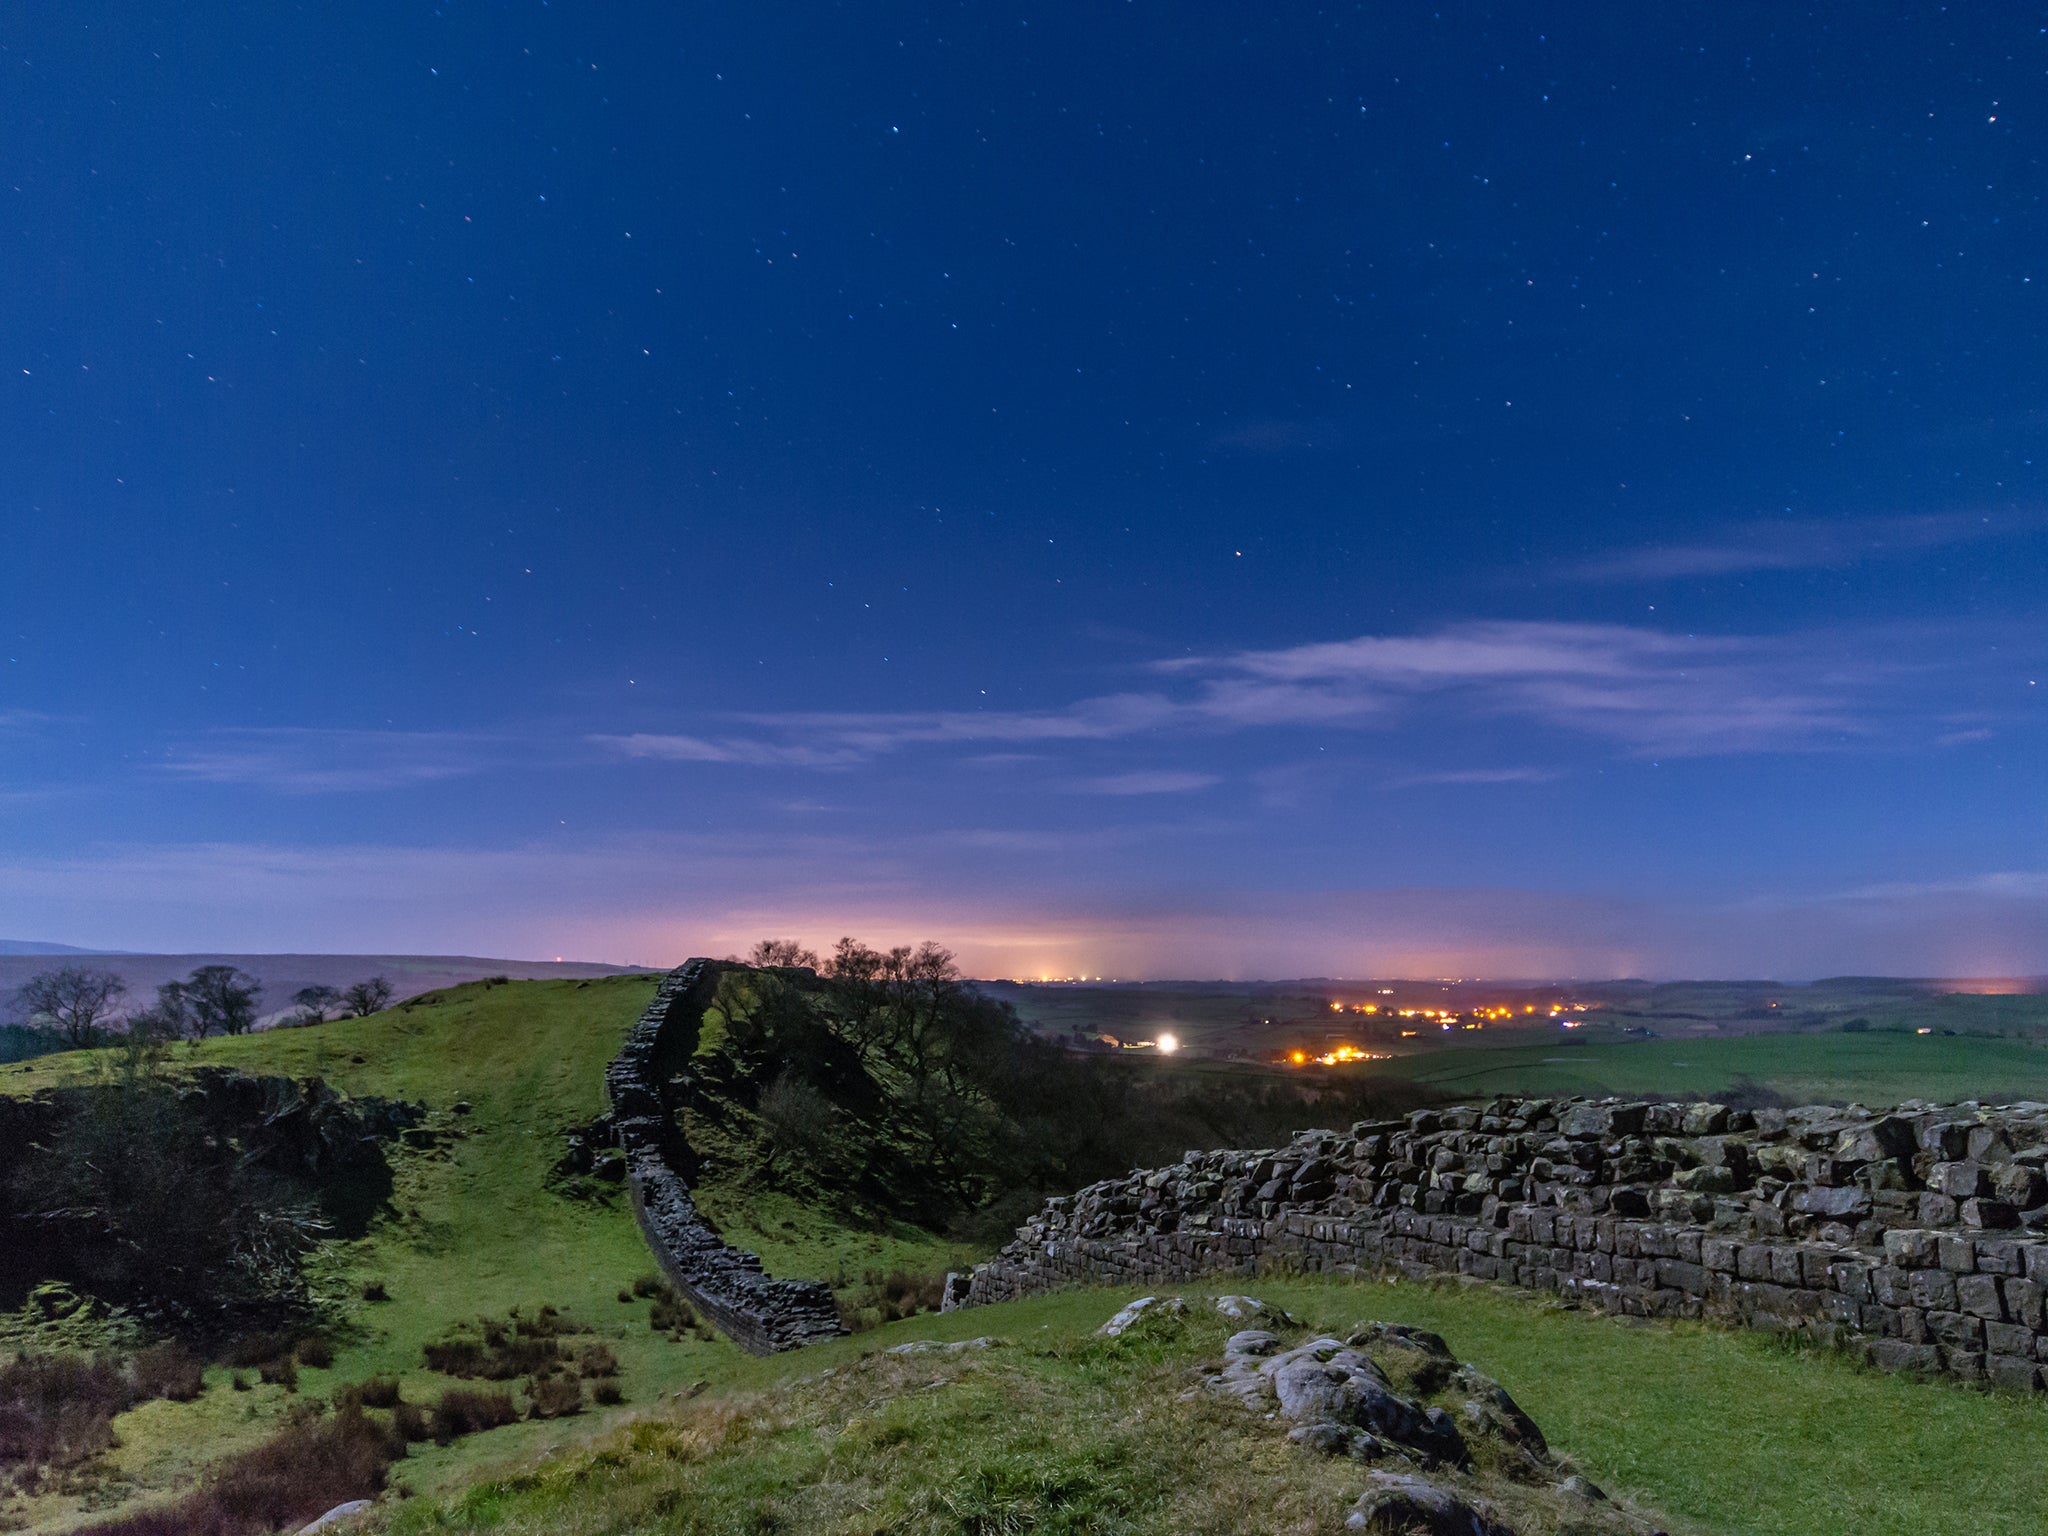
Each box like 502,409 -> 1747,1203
607,959 -> 845,1354
949,1094 -> 2048,1389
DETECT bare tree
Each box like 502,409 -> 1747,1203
12,966 -> 128,1048
341,976 -> 395,1017
292,984 -> 343,1024
181,965 -> 262,1038
750,938 -> 820,970
131,980 -> 193,1042
756,1071 -> 840,1172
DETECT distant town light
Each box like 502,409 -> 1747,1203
1157,1031 -> 1179,1054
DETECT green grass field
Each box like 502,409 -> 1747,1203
11,979 -> 2048,1533
1362,1028 -> 2048,1105
374,1274 -> 2048,1536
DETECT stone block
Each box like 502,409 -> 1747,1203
1926,1309 -> 1984,1350
1870,1340 -> 1940,1373
1962,1198 -> 2019,1230
1882,1228 -> 1939,1269
1918,1120 -> 1971,1159
1974,1239 -> 2025,1276
1984,1320 -> 2035,1358
1988,1353 -> 2041,1391
1909,1270 -> 1958,1311
2003,1277 -> 2045,1330
1681,1103 -> 1731,1136
1941,1347 -> 1986,1380
1938,1233 -> 1978,1273
1956,1273 -> 2007,1322
1794,1185 -> 1871,1220
1933,1161 -> 1991,1199
1657,1258 -> 1708,1296
1918,1192 -> 1961,1227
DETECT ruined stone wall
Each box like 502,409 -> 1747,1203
951,1095 -> 2048,1389
606,959 -> 845,1354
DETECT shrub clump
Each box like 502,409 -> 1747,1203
648,1285 -> 704,1337
72,1402 -> 394,1536
428,1387 -> 519,1445
422,1316 -> 563,1381
837,1269 -> 947,1331
526,1372 -> 583,1420
334,1375 -> 401,1412
0,1344 -> 207,1492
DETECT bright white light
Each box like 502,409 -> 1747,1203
1156,1032 -> 1179,1055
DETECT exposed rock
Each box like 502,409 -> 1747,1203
1185,1297 -> 1662,1536
1099,1295 -> 1187,1336
296,1500 -> 374,1534
1347,1472 -> 1504,1535
884,1336 -> 1000,1355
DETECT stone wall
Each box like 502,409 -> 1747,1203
606,959 -> 845,1354
949,1094 -> 2048,1389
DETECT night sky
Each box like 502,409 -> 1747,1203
3,5 -> 2045,979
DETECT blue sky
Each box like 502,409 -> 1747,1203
2,4 -> 2044,977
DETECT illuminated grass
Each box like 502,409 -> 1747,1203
1369,1029 -> 2048,1104
375,1275 -> 2048,1536
1,976 -> 968,1529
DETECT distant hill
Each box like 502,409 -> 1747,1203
0,951 -> 659,1028
0,939 -> 113,956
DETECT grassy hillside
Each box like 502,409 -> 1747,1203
11,978 -> 2048,1533
0,975 -> 968,1531
370,1275 -> 2048,1536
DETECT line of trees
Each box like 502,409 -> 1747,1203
10,965 -> 398,1045
717,937 -> 1121,1218
289,976 -> 393,1025
722,936 -> 1439,1235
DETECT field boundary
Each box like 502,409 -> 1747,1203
951,1096 -> 2048,1390
606,960 -> 846,1354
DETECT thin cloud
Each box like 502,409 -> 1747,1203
1558,513 -> 2026,584
1071,771 -> 1221,795
1176,621 -> 1878,755
1391,767 -> 1561,787
594,732 -> 866,769
601,620 -> 1988,767
160,729 -> 513,793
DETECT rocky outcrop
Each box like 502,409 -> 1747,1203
606,960 -> 845,1354
1111,1292 -> 1661,1535
952,1095 -> 2048,1389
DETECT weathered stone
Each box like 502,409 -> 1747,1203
956,1093 -> 2048,1391
607,961 -> 845,1354
1794,1186 -> 1871,1220
1963,1198 -> 2020,1230
1348,1472 -> 1506,1536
